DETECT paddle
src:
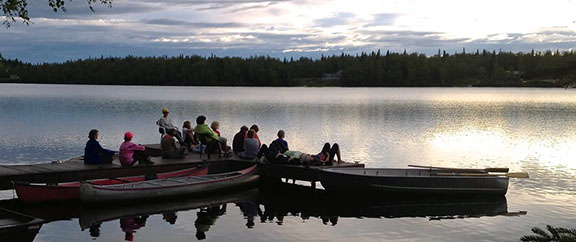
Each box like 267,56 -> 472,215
409,165 -> 509,173
434,172 -> 529,178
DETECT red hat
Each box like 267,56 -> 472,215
124,132 -> 134,139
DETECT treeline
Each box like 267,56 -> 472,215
1,49 -> 575,87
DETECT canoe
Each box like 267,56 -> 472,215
0,207 -> 44,242
320,168 -> 509,196
14,166 -> 209,203
79,165 -> 259,204
0,207 -> 44,230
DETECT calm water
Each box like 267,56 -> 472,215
0,84 -> 575,242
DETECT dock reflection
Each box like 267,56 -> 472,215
0,184 -> 526,241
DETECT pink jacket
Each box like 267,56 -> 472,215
119,141 -> 146,166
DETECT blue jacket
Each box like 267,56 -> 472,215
84,139 -> 115,164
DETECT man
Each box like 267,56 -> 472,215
156,108 -> 184,143
161,128 -> 186,159
270,130 -> 289,153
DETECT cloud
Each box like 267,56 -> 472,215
138,0 -> 290,11
364,13 -> 397,27
25,0 -> 158,20
144,19 -> 245,28
314,12 -> 356,27
3,0 -> 576,63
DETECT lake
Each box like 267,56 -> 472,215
0,84 -> 575,242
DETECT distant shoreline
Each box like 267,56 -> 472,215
2,50 -> 574,88
0,82 -> 572,89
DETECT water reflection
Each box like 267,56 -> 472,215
236,202 -> 260,229
194,205 -> 226,240
1,85 -> 575,241
0,184 -> 528,241
120,215 -> 148,241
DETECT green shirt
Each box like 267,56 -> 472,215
194,124 -> 219,143
283,150 -> 302,160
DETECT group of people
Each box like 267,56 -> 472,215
158,109 -> 230,159
84,107 -> 343,166
83,108 -> 232,166
232,126 -> 343,166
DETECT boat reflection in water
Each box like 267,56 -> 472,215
257,184 -> 523,224
0,184 -> 526,241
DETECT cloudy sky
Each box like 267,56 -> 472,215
1,0 -> 576,63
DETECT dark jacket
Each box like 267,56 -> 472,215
84,139 -> 115,164
232,131 -> 246,153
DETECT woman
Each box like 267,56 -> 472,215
119,132 -> 153,166
245,124 -> 261,147
182,120 -> 196,151
84,129 -> 115,165
211,121 -> 230,154
314,143 -> 342,165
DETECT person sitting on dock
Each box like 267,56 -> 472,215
182,120 -> 196,151
156,108 -> 184,144
194,115 -> 222,154
119,132 -> 153,166
84,129 -> 116,165
270,130 -> 289,153
232,125 -> 249,154
246,124 -> 262,147
239,129 -> 260,159
161,128 -> 186,159
210,121 -> 230,153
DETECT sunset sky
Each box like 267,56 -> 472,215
1,0 -> 576,63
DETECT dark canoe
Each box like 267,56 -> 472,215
0,207 -> 44,242
14,166 -> 209,203
79,165 -> 259,204
320,168 -> 509,196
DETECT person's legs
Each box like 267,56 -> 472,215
328,143 -> 342,162
321,143 -> 330,154
218,137 -> 228,151
257,144 -> 269,159
174,130 -> 184,144
100,152 -> 114,164
134,150 -> 152,165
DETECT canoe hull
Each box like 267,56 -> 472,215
15,166 -> 209,203
80,166 -> 259,204
320,168 -> 509,196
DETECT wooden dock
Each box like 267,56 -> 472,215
0,144 -> 364,190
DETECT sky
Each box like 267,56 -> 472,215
1,0 -> 576,63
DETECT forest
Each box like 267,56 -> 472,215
1,49 -> 575,87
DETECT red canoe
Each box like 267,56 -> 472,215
14,166 -> 209,203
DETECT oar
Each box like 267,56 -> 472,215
409,165 -> 509,173
434,172 -> 529,178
